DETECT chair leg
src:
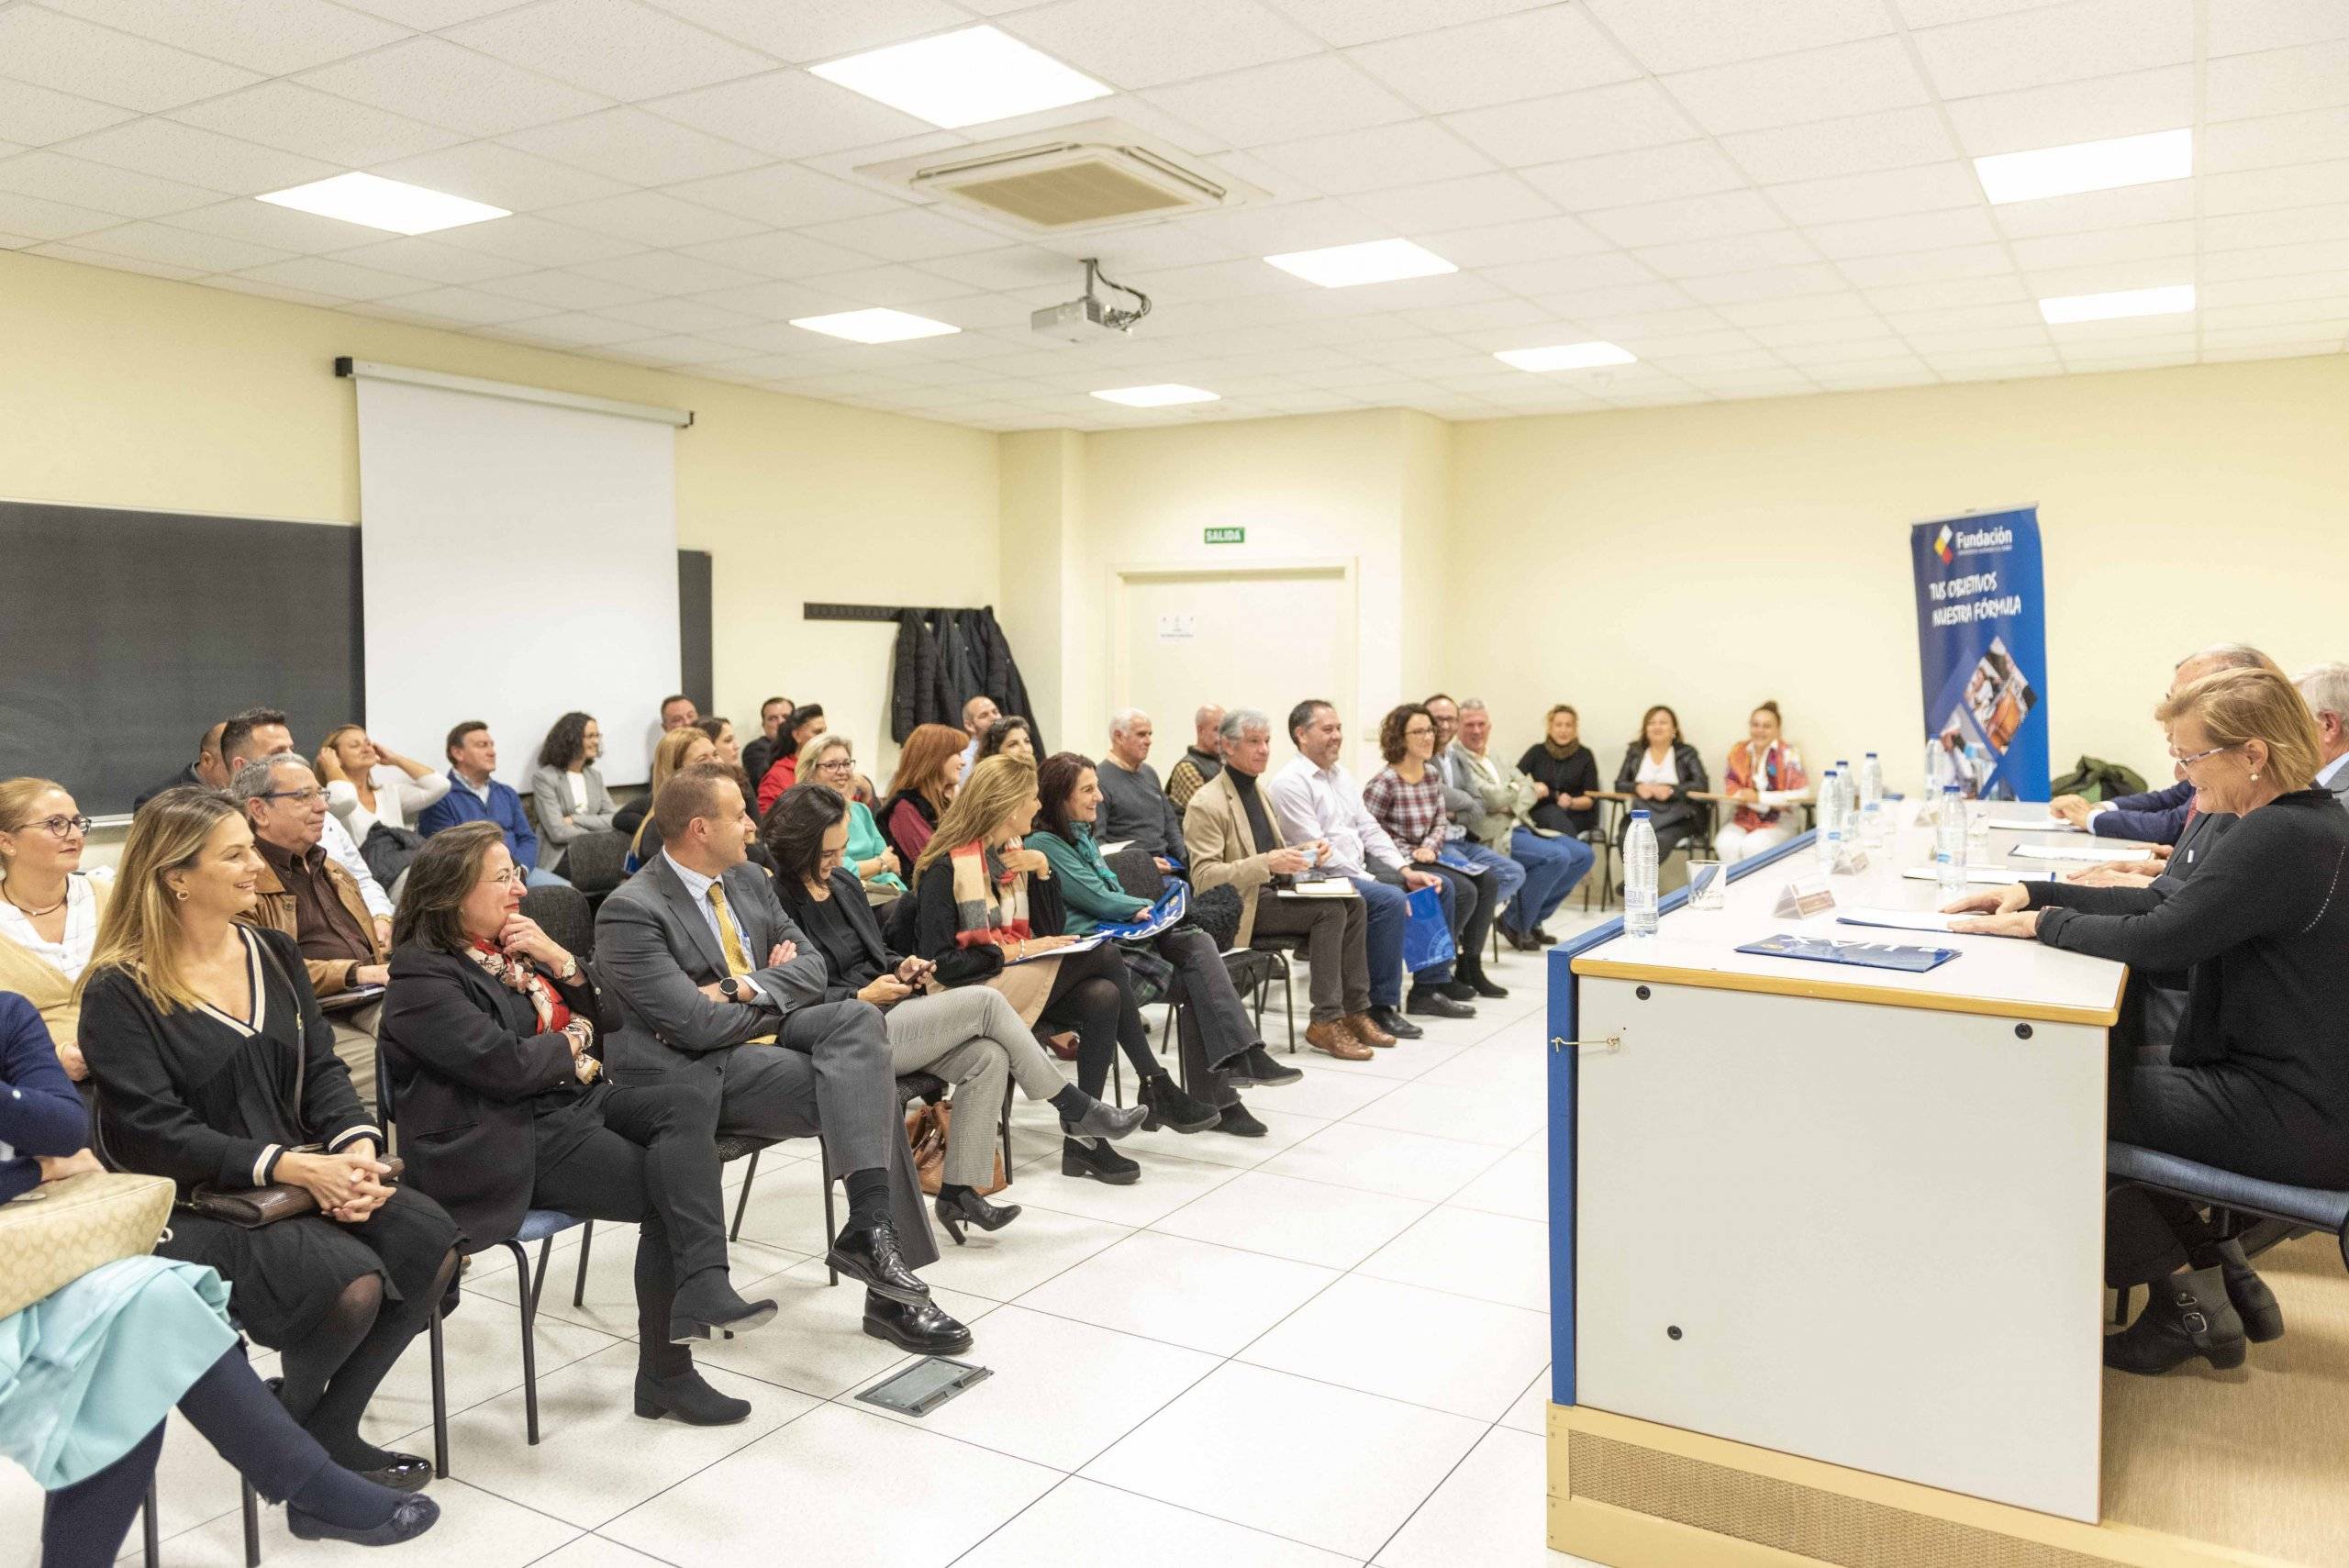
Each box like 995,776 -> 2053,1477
514,1239 -> 548,1446
729,1151 -> 760,1242
427,1302 -> 450,1479
572,1218 -> 594,1308
2112,1284 -> 2133,1326
1279,955 -> 1296,1051
820,1143 -> 838,1286
142,1478 -> 161,1568
999,1087 -> 1014,1189
241,1479 -> 260,1568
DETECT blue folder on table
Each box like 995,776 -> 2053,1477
1735,933 -> 1959,973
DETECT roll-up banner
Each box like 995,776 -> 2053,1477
1909,506 -> 2050,803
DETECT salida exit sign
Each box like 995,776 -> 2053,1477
1204,526 -> 1245,544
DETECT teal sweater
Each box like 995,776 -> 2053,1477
844,800 -> 906,893
1031,823 -> 1151,935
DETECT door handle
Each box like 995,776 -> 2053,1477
1552,1035 -> 1620,1054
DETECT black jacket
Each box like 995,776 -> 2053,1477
888,606 -> 1041,749
1614,740 -> 1709,832
1518,743 -> 1601,838
132,763 -> 203,812
377,940 -> 606,1250
911,852 -> 1072,988
774,868 -> 900,1003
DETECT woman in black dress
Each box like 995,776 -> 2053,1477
378,823 -> 775,1426
1948,665 -> 2349,1374
79,787 -> 457,1491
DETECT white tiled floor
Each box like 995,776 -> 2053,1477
5,916 -> 1611,1568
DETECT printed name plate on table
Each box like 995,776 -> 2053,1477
1008,933 -> 1106,963
2009,843 -> 2154,863
1735,933 -> 1961,973
1900,866 -> 2052,885
1094,884 -> 1188,940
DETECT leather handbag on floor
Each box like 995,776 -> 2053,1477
906,1100 -> 1005,1197
0,1169 -> 175,1319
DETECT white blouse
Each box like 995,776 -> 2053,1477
1634,751 -> 1679,788
0,872 -> 100,982
566,772 -> 591,813
328,770 -> 451,838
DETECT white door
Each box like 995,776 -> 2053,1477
1113,564 -> 1354,777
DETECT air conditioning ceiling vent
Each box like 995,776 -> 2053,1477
861,120 -> 1260,232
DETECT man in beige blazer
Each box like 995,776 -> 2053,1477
1185,708 -> 1383,1062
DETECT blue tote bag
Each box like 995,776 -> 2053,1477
1400,884 -> 1455,973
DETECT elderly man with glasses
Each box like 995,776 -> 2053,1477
233,752 -> 391,1110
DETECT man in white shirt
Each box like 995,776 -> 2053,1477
2296,662 -> 2349,809
955,694 -> 1000,785
1264,699 -> 1465,1037
219,708 -> 395,934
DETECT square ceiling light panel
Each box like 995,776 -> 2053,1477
789,307 -> 963,343
1091,384 -> 1219,406
2038,284 -> 2195,324
809,26 -> 1113,130
257,172 -> 507,235
1263,238 -> 1457,287
1974,128 -> 2192,206
1496,341 -> 1638,371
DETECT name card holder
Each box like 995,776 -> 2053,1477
1774,875 -> 1837,918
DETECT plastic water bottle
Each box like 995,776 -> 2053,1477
1624,810 -> 1659,937
1835,760 -> 1855,823
1935,784 -> 1968,899
1816,768 -> 1842,866
1858,752 -> 1886,846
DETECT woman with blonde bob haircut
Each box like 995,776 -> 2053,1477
77,788 -> 460,1491
1945,665 -> 2349,1377
911,757 -> 1218,1185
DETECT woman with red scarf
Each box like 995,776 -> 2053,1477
1716,701 -> 1810,863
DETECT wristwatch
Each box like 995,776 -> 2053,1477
718,976 -> 745,1001
554,954 -> 580,983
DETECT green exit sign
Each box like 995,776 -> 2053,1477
1204,526 -> 1245,544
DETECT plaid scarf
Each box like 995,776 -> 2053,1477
948,840 -> 1030,950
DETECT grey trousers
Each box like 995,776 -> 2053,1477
884,986 -> 1059,1188
328,1001 -> 383,1118
1156,927 -> 1250,1109
1248,894 -> 1371,1023
708,999 -> 941,1271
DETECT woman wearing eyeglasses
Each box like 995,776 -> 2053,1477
0,777 -> 110,1077
801,735 -> 905,901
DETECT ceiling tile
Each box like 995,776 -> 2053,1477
636,0 -> 969,64
39,0 -> 410,75
1661,38 -> 1932,136
1766,161 -> 1983,225
1835,244 -> 2016,287
0,6 -> 262,113
1804,206 -> 2001,259
368,141 -> 631,213
1893,1 -> 2076,30
0,189 -> 142,241
171,83 -> 463,169
498,308 -> 674,343
1747,317 -> 1906,350
1720,106 -> 1958,183
602,333 -> 751,365
1343,172 -> 1553,234
1910,0 -> 2190,98
597,295 -> 758,333
1714,290 -> 1880,326
160,196 -> 387,252
25,241 -> 201,280
1991,180 -> 2193,237
234,255 -> 433,301
2201,236 -> 2349,280
2204,158 -> 2349,216
0,150 -> 218,219
1863,275 -> 2027,312
1003,0 -> 1322,91
473,268 -> 655,309
540,189 -> 770,245
917,246 -> 1081,292
674,228 -> 881,277
1941,65 -> 2193,157
2204,106 -> 2349,172
2207,41 -> 2349,121
2203,200 -> 2349,250
328,235 -> 540,284
1633,228 -> 1820,277
1141,54 -> 1418,149
368,284 -> 558,325
298,38 -> 610,139
1584,189 -> 1784,248
1251,119 -> 1493,195
2007,221 -> 2193,270
1678,261 -> 1852,304
796,206 -> 1019,261
198,274 -> 350,308
1445,82 -> 1702,164
1521,141 -> 1750,213
444,0 -> 775,100
667,163 -> 903,227
1415,214 -> 1613,267
335,0 -> 533,28
503,106 -> 769,185
1876,301 -> 2043,332
2208,0 -> 2349,57
796,261 -> 978,305
61,218 -> 295,272
1268,0 -> 1551,48
1343,7 -> 1641,114
0,81 -> 138,147
569,249 -> 770,294
56,120 -> 342,197
644,70 -> 936,160
1531,280 -> 1696,318
427,211 -> 650,264
1583,0 -> 1891,73
2023,258 -> 2194,298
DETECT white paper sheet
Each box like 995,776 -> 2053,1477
2009,844 -> 2153,863
1834,906 -> 1964,934
1901,866 -> 2051,885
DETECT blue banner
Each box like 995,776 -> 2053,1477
1909,506 -> 2050,802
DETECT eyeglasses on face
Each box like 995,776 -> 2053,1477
260,788 -> 327,806
816,756 -> 857,772
2169,743 -> 2240,769
10,814 -> 93,839
476,867 -> 529,888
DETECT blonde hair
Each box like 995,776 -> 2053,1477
2155,666 -> 2321,794
0,776 -> 70,873
915,756 -> 1038,877
634,728 -> 718,854
802,733 -> 854,771
78,787 -> 244,1014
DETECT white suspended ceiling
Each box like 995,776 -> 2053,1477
2,0 -> 2345,430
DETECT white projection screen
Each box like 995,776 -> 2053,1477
354,371 -> 680,789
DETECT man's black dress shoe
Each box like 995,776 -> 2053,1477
863,1292 -> 974,1355
1366,1005 -> 1423,1040
827,1219 -> 930,1307
1407,988 -> 1475,1019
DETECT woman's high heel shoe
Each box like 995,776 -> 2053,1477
936,1187 -> 1021,1245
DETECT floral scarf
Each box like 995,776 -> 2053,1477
465,940 -> 576,1037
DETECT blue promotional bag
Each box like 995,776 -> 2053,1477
1400,884 -> 1456,973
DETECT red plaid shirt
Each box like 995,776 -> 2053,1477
1363,766 -> 1450,855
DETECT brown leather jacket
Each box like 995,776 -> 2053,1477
242,846 -> 385,997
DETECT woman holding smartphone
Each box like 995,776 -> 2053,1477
762,783 -> 1144,1240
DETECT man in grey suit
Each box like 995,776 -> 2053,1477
2298,662 -> 2349,810
595,762 -> 971,1355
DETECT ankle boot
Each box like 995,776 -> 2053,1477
1062,1135 -> 1140,1185
2105,1265 -> 2247,1375
2207,1238 -> 2285,1343
1137,1072 -> 1219,1133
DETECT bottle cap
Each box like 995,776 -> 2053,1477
1865,751 -> 1878,758
1631,808 -> 1650,819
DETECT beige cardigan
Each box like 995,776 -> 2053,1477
0,875 -> 112,1056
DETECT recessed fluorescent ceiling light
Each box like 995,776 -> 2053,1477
1264,238 -> 1457,288
257,172 -> 507,235
1974,128 -> 2191,205
1496,341 -> 1637,373
2038,284 -> 2195,325
1091,384 -> 1219,407
789,307 -> 962,344
809,25 -> 1112,129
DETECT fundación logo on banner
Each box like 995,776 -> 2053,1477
1935,520 -> 2015,565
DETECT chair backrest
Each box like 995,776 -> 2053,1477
1106,846 -> 1165,901
520,883 -> 596,960
559,829 -> 630,895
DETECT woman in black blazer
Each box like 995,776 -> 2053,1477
1614,705 -> 1709,860
377,823 -> 776,1428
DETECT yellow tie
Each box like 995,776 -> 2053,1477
707,882 -> 775,1044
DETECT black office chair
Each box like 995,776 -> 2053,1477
518,883 -> 595,962
557,829 -> 630,899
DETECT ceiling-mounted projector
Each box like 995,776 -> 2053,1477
1032,257 -> 1150,344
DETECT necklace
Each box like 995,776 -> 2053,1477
2,881 -> 67,917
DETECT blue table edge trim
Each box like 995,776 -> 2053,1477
1547,828 -> 1818,1407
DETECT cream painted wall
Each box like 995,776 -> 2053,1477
1447,355 -> 2349,795
0,250 -> 996,789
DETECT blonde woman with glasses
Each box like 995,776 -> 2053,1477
802,734 -> 904,900
0,777 -> 109,1074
